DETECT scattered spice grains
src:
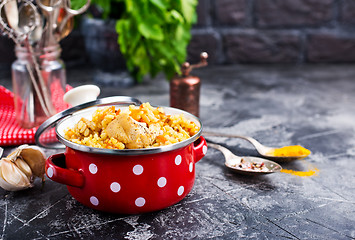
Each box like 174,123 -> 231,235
235,158 -> 268,172
280,168 -> 319,177
280,160 -> 319,177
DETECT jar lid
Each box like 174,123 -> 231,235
35,96 -> 142,149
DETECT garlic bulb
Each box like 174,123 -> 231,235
0,145 -> 46,191
0,158 -> 33,191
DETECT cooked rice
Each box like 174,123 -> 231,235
64,103 -> 200,149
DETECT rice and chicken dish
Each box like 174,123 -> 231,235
64,103 -> 200,149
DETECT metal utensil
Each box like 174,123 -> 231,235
57,12 -> 73,40
56,0 -> 90,34
19,83 -> 35,124
0,147 -> 3,158
0,0 -> 52,117
36,0 -> 61,47
18,1 -> 54,116
18,3 -> 43,45
204,131 -> 310,162
3,0 -> 19,31
207,142 -> 282,175
0,0 -> 35,44
36,0 -> 90,43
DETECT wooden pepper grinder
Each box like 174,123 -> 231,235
170,52 -> 208,117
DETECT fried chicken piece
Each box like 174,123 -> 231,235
106,113 -> 160,149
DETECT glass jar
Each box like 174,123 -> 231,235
11,44 -> 66,128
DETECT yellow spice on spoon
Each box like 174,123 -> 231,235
267,145 -> 311,157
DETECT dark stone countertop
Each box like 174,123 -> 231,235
1,64 -> 355,239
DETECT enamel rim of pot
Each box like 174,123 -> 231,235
35,96 -> 203,155
35,96 -> 142,149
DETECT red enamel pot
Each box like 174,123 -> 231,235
36,96 -> 207,214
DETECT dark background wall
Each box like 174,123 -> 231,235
188,0 -> 355,64
1,0 -> 355,71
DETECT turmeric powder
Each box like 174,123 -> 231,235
280,159 -> 319,177
280,168 -> 319,177
267,145 -> 311,157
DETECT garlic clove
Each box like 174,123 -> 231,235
0,145 -> 46,191
19,145 -> 46,178
0,170 -> 22,191
0,158 -> 32,191
14,157 -> 33,178
7,147 -> 22,161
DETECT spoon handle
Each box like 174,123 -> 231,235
203,131 -> 267,153
204,131 -> 249,140
206,142 -> 239,160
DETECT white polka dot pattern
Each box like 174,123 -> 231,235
110,182 -> 121,193
89,163 -> 98,174
135,197 -> 146,207
133,165 -> 143,175
90,196 -> 99,206
203,145 -> 208,155
175,155 -> 182,165
157,177 -> 167,187
47,167 -> 54,178
178,186 -> 184,196
189,162 -> 193,172
84,150 -> 202,210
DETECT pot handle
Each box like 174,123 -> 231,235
193,136 -> 207,163
46,153 -> 85,188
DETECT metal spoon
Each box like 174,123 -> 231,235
207,142 -> 282,175
204,131 -> 310,162
3,0 -> 19,31
37,0 -> 62,47
18,3 -> 43,45
56,14 -> 73,40
16,1 -> 53,116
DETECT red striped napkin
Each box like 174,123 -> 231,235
0,85 -> 71,146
